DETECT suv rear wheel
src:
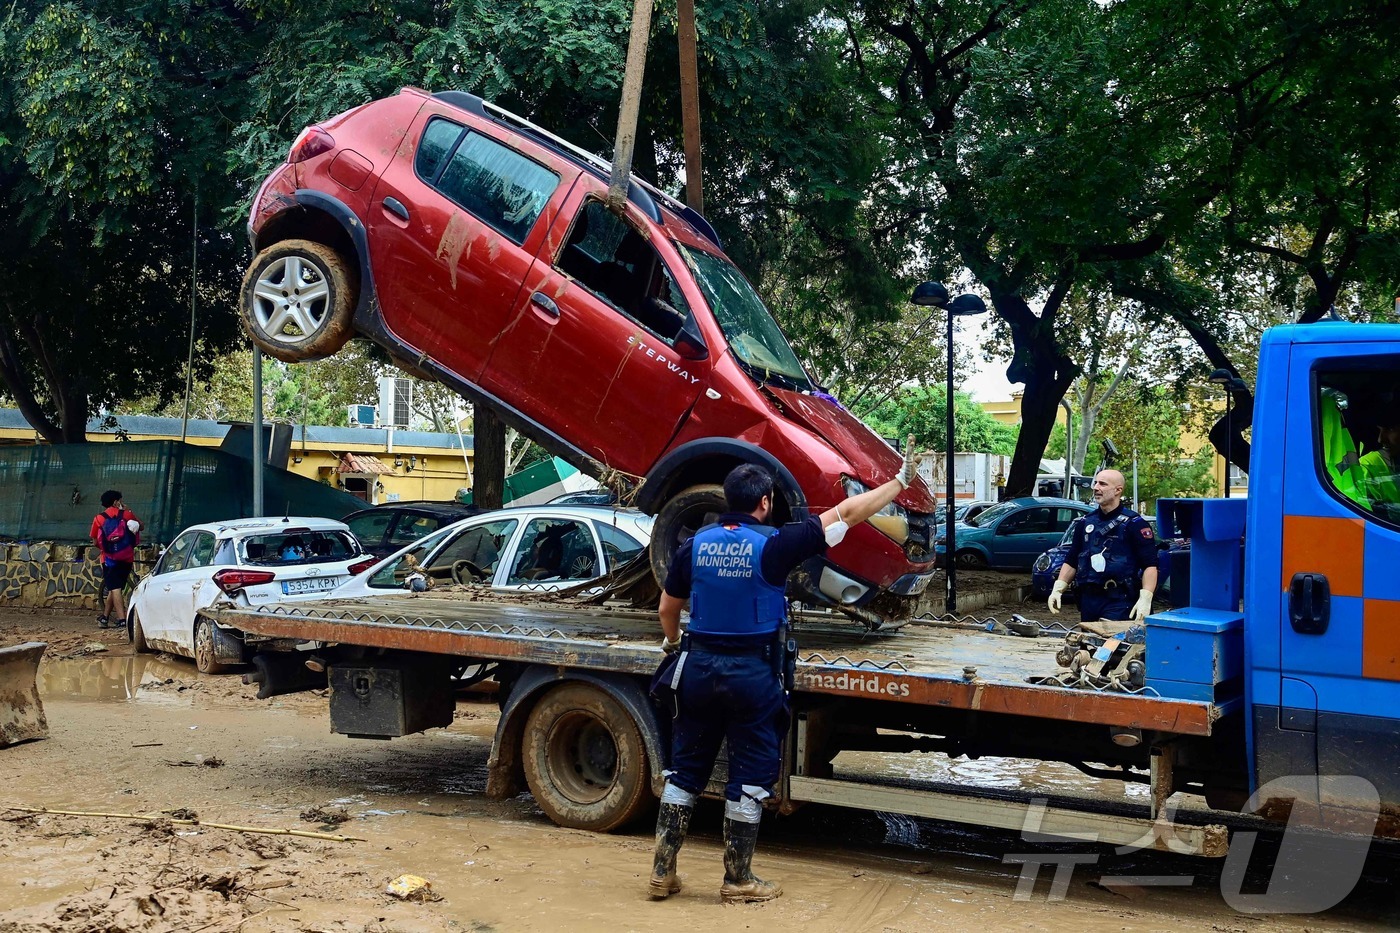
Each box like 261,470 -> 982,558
649,483 -> 726,586
241,239 -> 357,362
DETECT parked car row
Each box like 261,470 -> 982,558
129,505 -> 651,672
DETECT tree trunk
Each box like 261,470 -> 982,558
996,291 -> 1081,497
473,405 -> 507,510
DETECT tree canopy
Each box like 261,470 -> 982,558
1,0 -> 1396,489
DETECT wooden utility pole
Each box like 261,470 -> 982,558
607,0 -> 656,213
677,0 -> 704,213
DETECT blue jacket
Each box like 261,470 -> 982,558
1067,506 -> 1156,586
687,522 -> 788,637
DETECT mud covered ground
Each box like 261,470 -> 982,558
1,606 -> 1397,932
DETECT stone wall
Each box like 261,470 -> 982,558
0,542 -> 159,610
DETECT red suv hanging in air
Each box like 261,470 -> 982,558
241,88 -> 939,627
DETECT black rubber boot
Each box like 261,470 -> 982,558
720,818 -> 781,902
648,802 -> 693,898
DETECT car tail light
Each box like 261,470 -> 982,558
213,568 -> 277,594
347,558 -> 377,576
288,126 -> 334,164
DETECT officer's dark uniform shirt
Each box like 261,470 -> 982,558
663,512 -> 826,642
1062,504 -> 1157,586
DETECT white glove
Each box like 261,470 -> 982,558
126,519 -> 140,533
661,634 -> 681,654
1047,579 -> 1068,615
1129,588 -> 1154,622
897,434 -> 918,489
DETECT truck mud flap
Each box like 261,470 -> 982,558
0,642 -> 49,747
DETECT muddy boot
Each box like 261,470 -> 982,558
720,818 -> 781,903
648,802 -> 692,898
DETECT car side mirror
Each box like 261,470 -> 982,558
674,316 -> 708,361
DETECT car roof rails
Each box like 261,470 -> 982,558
431,90 -> 722,249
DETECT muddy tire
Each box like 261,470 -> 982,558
193,617 -> 232,675
240,239 -> 358,363
649,483 -> 726,587
522,682 -> 653,832
129,610 -> 150,654
955,549 -> 988,569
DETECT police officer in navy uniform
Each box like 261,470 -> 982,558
648,453 -> 918,903
1048,469 -> 1158,623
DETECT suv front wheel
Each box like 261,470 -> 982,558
648,484 -> 726,587
240,239 -> 358,363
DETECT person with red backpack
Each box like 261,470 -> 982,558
89,490 -> 142,631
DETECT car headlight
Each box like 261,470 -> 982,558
842,476 -> 910,545
1033,553 -> 1051,572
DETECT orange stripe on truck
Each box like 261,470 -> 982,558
1363,600 -> 1400,681
1281,514 -> 1366,598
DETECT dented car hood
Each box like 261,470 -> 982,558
762,387 -> 939,512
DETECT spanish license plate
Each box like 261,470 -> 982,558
281,576 -> 339,595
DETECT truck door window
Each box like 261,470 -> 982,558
555,199 -> 691,343
417,122 -> 560,245
1315,363 -> 1400,526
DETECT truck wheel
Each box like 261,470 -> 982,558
129,610 -> 151,654
649,484 -> 725,586
522,682 -> 653,832
193,617 -> 233,675
240,239 -> 357,363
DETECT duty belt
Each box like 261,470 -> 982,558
1082,579 -> 1131,591
686,634 -> 774,658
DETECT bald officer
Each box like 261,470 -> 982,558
1048,469 -> 1158,623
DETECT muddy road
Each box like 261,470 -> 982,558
1,607 -> 1397,932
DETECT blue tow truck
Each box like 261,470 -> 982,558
211,321 -> 1400,874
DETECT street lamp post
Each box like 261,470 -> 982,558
912,282 -> 988,615
1209,368 -> 1248,499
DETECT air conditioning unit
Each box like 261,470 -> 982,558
347,404 -> 377,427
378,377 -> 413,428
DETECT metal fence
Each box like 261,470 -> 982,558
0,441 -> 366,545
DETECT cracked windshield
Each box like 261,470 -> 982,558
680,245 -> 812,390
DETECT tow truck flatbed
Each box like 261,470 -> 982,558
215,594 -> 1225,736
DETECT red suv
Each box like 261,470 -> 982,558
241,88 -> 939,626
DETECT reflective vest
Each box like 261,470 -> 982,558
1360,449 -> 1400,505
1075,509 -> 1141,587
1319,388 -> 1370,508
687,522 -> 787,637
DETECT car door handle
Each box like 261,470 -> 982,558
1289,572 -> 1331,635
382,197 -> 410,222
531,291 -> 560,317
162,585 -> 173,592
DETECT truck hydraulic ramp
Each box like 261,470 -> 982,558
215,593 -> 1236,857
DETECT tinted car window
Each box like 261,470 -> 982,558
186,533 -> 219,569
158,531 -> 198,574
597,522 -> 645,571
388,513 -> 438,548
347,511 -> 395,547
433,132 -> 558,244
415,118 -> 462,179
1054,508 -> 1083,531
968,502 -> 1016,527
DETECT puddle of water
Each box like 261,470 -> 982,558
38,656 -> 207,704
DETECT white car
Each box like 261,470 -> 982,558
330,506 -> 653,599
129,517 -> 375,673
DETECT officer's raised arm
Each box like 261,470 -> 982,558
818,435 -> 922,539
